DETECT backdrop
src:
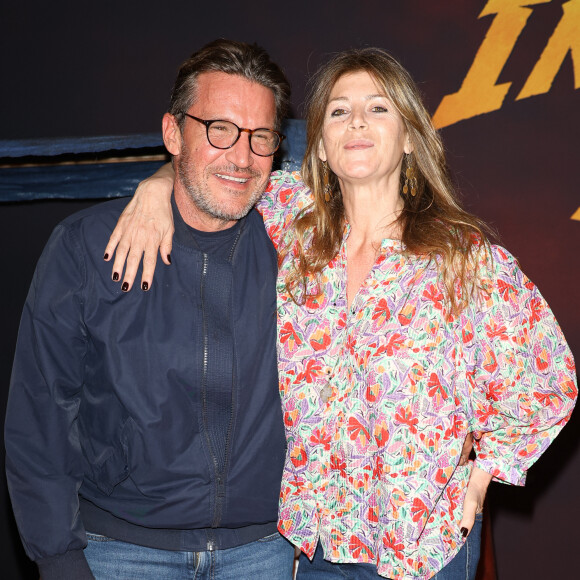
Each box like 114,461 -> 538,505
1,1 -> 578,578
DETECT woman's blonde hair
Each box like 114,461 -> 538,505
282,48 -> 492,314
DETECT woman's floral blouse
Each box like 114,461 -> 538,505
257,171 -> 577,579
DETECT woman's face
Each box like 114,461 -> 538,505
319,70 -> 412,190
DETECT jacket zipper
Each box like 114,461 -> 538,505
199,253 -> 222,536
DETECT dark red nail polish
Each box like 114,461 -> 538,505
103,253 -> 109,260
113,272 -> 119,282
461,527 -> 468,538
122,282 -> 129,292
167,254 -> 172,264
142,282 -> 149,291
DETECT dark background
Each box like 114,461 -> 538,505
2,1 -> 579,578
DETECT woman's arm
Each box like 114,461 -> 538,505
458,245 -> 577,532
104,162 -> 175,291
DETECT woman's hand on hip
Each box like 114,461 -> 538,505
459,465 -> 492,537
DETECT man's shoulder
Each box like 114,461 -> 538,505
59,196 -> 131,230
43,197 -> 132,258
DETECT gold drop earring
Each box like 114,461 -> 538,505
403,154 -> 418,197
322,161 -> 332,202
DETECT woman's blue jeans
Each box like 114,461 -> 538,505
84,530 -> 295,580
297,513 -> 483,579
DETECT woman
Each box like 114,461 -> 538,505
104,49 -> 576,579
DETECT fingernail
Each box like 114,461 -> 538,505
113,272 -> 119,282
103,253 -> 109,260
122,282 -> 129,292
461,527 -> 468,538
142,282 -> 149,291
167,254 -> 172,264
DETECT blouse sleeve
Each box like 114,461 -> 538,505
463,245 -> 577,485
256,170 -> 314,251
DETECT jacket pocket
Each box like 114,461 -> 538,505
92,416 -> 134,495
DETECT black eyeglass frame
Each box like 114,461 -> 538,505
181,113 -> 285,157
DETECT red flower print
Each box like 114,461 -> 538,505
309,327 -> 331,351
279,188 -> 294,204
398,303 -> 416,326
535,348 -> 550,372
435,467 -> 452,485
309,427 -> 331,451
284,410 -> 298,427
427,373 -> 449,403
373,454 -> 384,480
408,363 -> 425,387
280,321 -> 302,350
365,383 -> 380,403
486,380 -> 505,402
485,320 -> 508,340
475,402 -> 499,424
290,444 -> 308,468
423,283 -> 444,310
347,416 -> 371,446
346,334 -> 357,355
446,484 -> 461,519
534,391 -> 562,408
330,454 -> 347,477
561,379 -> 578,400
287,475 -> 304,493
354,349 -> 372,370
411,497 -> 429,525
372,298 -> 391,327
376,333 -> 405,357
497,279 -> 517,302
267,223 -> 281,245
367,505 -> 379,523
382,531 -> 405,560
394,405 -> 419,434
462,321 -> 474,344
419,431 -> 441,453
330,527 -> 344,543
482,349 -> 498,374
296,359 -> 323,383
305,294 -> 323,310
444,415 -> 463,440
496,247 -> 508,260
373,421 -> 390,448
349,535 -> 374,560
528,297 -> 543,328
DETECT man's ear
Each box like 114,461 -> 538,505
162,113 -> 182,156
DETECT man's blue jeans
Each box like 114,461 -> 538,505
84,530 -> 295,579
296,512 -> 483,580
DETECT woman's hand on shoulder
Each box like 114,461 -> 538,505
104,163 -> 175,291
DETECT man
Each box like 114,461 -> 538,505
5,40 -> 294,580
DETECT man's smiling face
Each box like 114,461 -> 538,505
165,71 -> 276,231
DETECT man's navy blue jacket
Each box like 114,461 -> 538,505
5,197 -> 286,578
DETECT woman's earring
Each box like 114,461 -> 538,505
403,154 -> 418,197
322,161 -> 332,202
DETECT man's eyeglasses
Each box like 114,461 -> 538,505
182,113 -> 285,157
